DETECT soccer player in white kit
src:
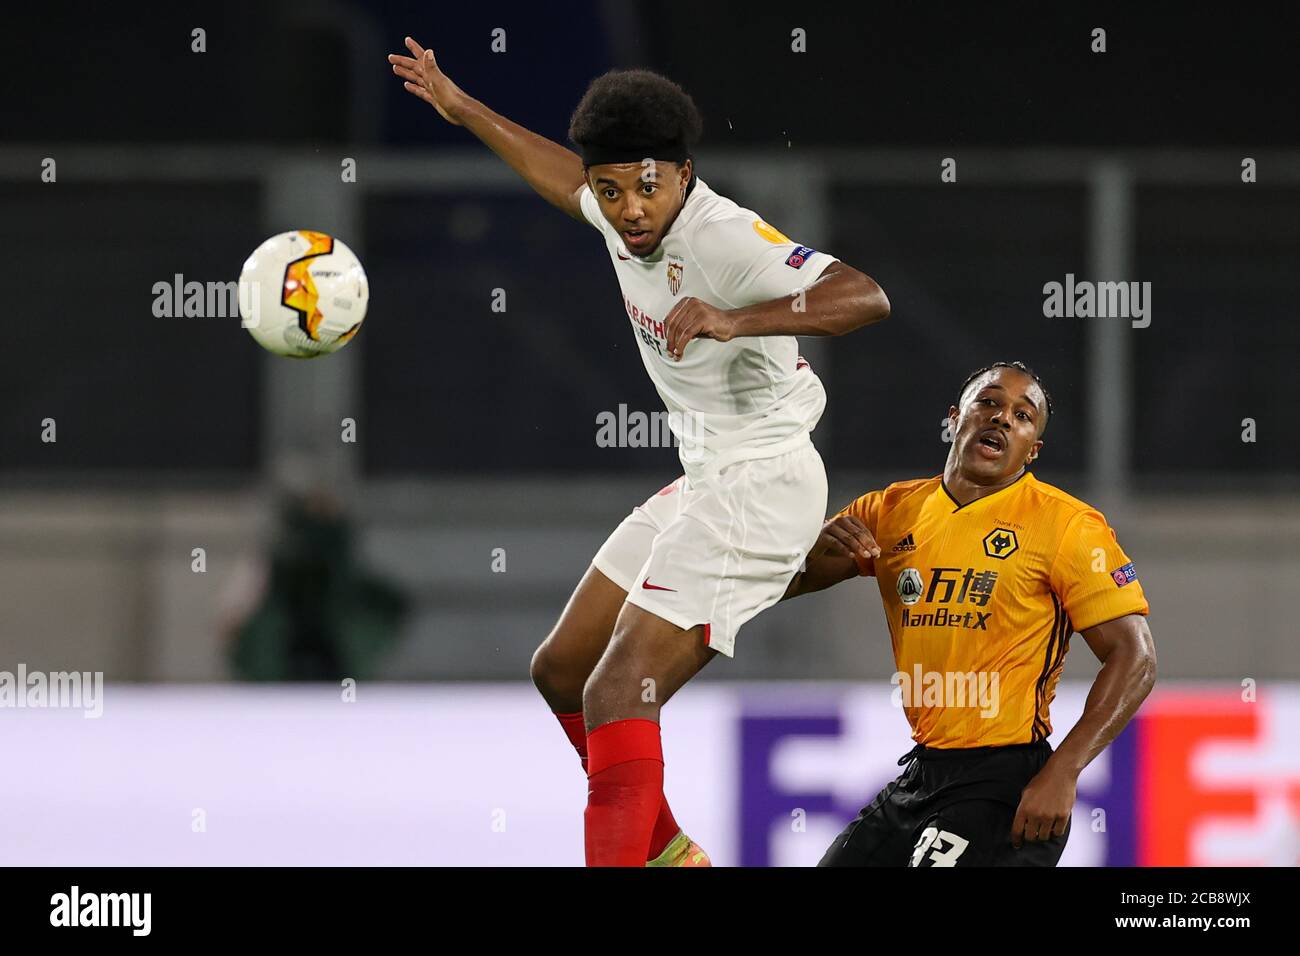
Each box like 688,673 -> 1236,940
389,37 -> 890,866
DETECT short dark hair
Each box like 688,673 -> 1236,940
568,70 -> 703,163
957,361 -> 1054,430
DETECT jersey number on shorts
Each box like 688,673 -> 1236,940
910,826 -> 970,867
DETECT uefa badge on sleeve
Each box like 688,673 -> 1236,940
784,245 -> 815,269
1111,562 -> 1138,587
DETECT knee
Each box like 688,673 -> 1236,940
530,632 -> 584,708
529,638 -> 560,696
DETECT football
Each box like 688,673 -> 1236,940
238,230 -> 369,358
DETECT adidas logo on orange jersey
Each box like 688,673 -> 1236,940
893,533 -> 918,552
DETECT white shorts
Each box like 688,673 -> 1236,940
590,442 -> 828,657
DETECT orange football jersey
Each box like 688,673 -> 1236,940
837,472 -> 1149,748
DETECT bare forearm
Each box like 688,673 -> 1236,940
390,39 -> 585,217
782,556 -> 860,600
781,569 -> 814,600
454,96 -> 587,218
1048,644 -> 1155,776
730,267 -> 889,338
782,569 -> 829,600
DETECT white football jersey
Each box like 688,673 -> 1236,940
579,176 -> 839,481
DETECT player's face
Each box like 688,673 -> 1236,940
587,160 -> 691,257
947,368 -> 1046,483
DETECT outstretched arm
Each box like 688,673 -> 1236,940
783,513 -> 882,600
664,263 -> 889,360
388,36 -> 588,221
1010,613 -> 1156,848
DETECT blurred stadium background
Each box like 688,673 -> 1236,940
1,2 -> 1297,866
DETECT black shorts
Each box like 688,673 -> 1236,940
818,740 -> 1070,867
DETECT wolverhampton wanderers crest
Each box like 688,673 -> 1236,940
982,527 -> 1020,560
666,259 -> 684,296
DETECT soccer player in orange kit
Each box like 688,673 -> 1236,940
784,362 -> 1157,866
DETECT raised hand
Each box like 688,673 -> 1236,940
387,36 -> 468,126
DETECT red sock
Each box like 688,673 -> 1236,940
647,784 -> 681,860
555,712 -> 590,774
555,712 -> 681,860
584,718 -> 664,867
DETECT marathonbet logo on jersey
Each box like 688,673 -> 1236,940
623,295 -> 667,356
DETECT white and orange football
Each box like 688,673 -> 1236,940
238,230 -> 368,358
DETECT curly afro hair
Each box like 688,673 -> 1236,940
568,69 -> 703,160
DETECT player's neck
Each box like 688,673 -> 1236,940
657,174 -> 697,245
941,465 -> 1028,508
